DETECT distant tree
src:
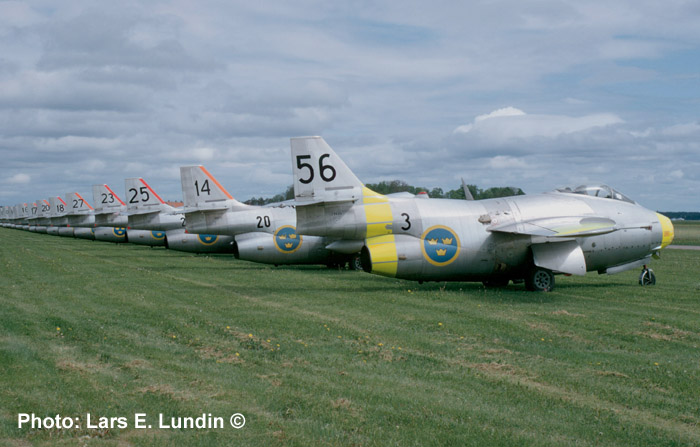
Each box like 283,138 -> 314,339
659,212 -> 700,220
366,180 -> 414,194
244,185 -> 294,205
429,187 -> 444,198
478,186 -> 525,199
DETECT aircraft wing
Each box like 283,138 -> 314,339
488,216 -> 617,238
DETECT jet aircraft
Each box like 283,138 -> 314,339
179,165 -> 352,267
26,201 -> 39,232
90,184 -> 163,245
289,136 -> 674,291
33,199 -> 51,233
62,192 -> 95,240
47,196 -> 76,237
123,177 -> 236,253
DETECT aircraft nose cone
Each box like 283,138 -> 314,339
655,213 -> 674,249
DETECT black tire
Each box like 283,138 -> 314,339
348,254 -> 363,271
639,268 -> 656,286
525,267 -> 555,292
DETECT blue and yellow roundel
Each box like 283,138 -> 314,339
198,234 -> 219,245
151,231 -> 166,240
113,227 -> 127,237
421,225 -> 460,266
274,225 -> 302,253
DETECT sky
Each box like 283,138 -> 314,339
1,0 -> 699,211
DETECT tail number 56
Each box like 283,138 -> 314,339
296,154 -> 336,184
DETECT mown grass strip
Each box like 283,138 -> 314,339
1,228 -> 699,446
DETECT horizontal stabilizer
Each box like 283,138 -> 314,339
489,216 -> 616,238
182,206 -> 229,215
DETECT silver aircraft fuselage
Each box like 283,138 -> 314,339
302,190 -> 671,282
289,136 -> 674,289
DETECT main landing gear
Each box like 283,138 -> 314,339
525,266 -> 555,292
639,265 -> 656,286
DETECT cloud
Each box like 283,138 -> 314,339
488,156 -> 528,169
7,173 -> 30,184
1,1 -> 699,212
453,107 -> 623,142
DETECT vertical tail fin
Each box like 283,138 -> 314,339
461,178 -> 475,201
92,184 -> 126,214
48,196 -> 68,217
64,192 -> 94,215
124,177 -> 170,213
180,165 -> 244,210
290,137 -> 364,204
37,199 -> 49,217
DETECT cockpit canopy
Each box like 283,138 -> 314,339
556,184 -> 636,204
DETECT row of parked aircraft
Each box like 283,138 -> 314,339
1,137 -> 675,291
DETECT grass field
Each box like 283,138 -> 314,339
1,227 -> 699,446
672,221 -> 700,246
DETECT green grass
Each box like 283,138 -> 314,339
672,221 -> 700,246
1,228 -> 699,446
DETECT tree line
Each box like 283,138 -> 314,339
244,180 -> 524,205
658,212 -> 700,221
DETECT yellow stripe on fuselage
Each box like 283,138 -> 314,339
363,187 -> 393,238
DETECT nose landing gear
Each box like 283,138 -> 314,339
639,265 -> 656,286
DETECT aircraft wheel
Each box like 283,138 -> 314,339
348,254 -> 363,271
525,267 -> 554,292
639,268 -> 656,286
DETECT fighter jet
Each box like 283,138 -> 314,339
90,184 -> 161,245
3,205 -> 16,228
33,199 -> 51,233
14,203 -> 30,230
123,177 -> 236,253
289,136 -> 675,291
179,165 -> 351,267
62,192 -> 97,240
7,205 -> 22,229
26,201 -> 40,232
47,196 -> 77,237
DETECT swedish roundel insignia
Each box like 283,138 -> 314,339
420,225 -> 460,266
151,231 -> 166,240
274,225 -> 302,253
198,234 -> 219,245
113,227 -> 126,237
